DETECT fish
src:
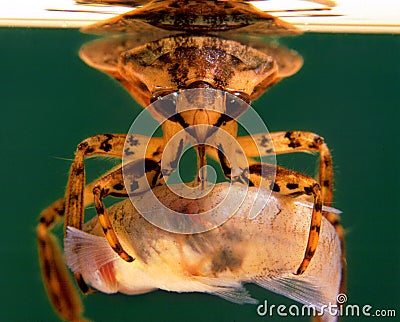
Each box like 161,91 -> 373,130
65,183 -> 342,321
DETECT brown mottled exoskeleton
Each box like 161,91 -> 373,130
38,1 -> 344,321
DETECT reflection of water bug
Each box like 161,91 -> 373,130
37,0 -> 344,321
77,0 -> 301,35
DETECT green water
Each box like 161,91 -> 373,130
1,27 -> 399,321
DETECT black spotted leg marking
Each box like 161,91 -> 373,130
237,131 -> 333,205
92,158 -> 162,262
248,163 -> 323,275
37,198 -> 86,322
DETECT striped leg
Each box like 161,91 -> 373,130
248,163 -> 323,275
64,133 -> 164,233
238,130 -> 333,204
38,134 -> 164,320
239,131 -> 345,289
38,199 -> 86,321
91,158 -> 162,261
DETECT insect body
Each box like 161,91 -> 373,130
37,1 -> 345,320
78,33 -> 333,274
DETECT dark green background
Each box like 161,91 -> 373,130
1,27 -> 399,321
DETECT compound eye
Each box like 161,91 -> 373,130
187,81 -> 213,89
230,91 -> 251,105
150,90 -> 176,104
150,90 -> 178,120
225,91 -> 251,120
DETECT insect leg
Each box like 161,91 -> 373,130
38,134 -> 163,320
38,198 -> 86,321
239,132 -> 345,288
238,131 -> 333,204
271,132 -> 345,292
38,164 -> 139,321
65,134 -> 164,232
215,143 -> 250,185
92,158 -> 162,261
248,163 -> 322,275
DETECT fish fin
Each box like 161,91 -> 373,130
65,226 -> 120,294
253,274 -> 332,312
213,286 -> 258,305
194,277 -> 258,304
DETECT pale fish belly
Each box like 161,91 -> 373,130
65,183 -> 342,321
